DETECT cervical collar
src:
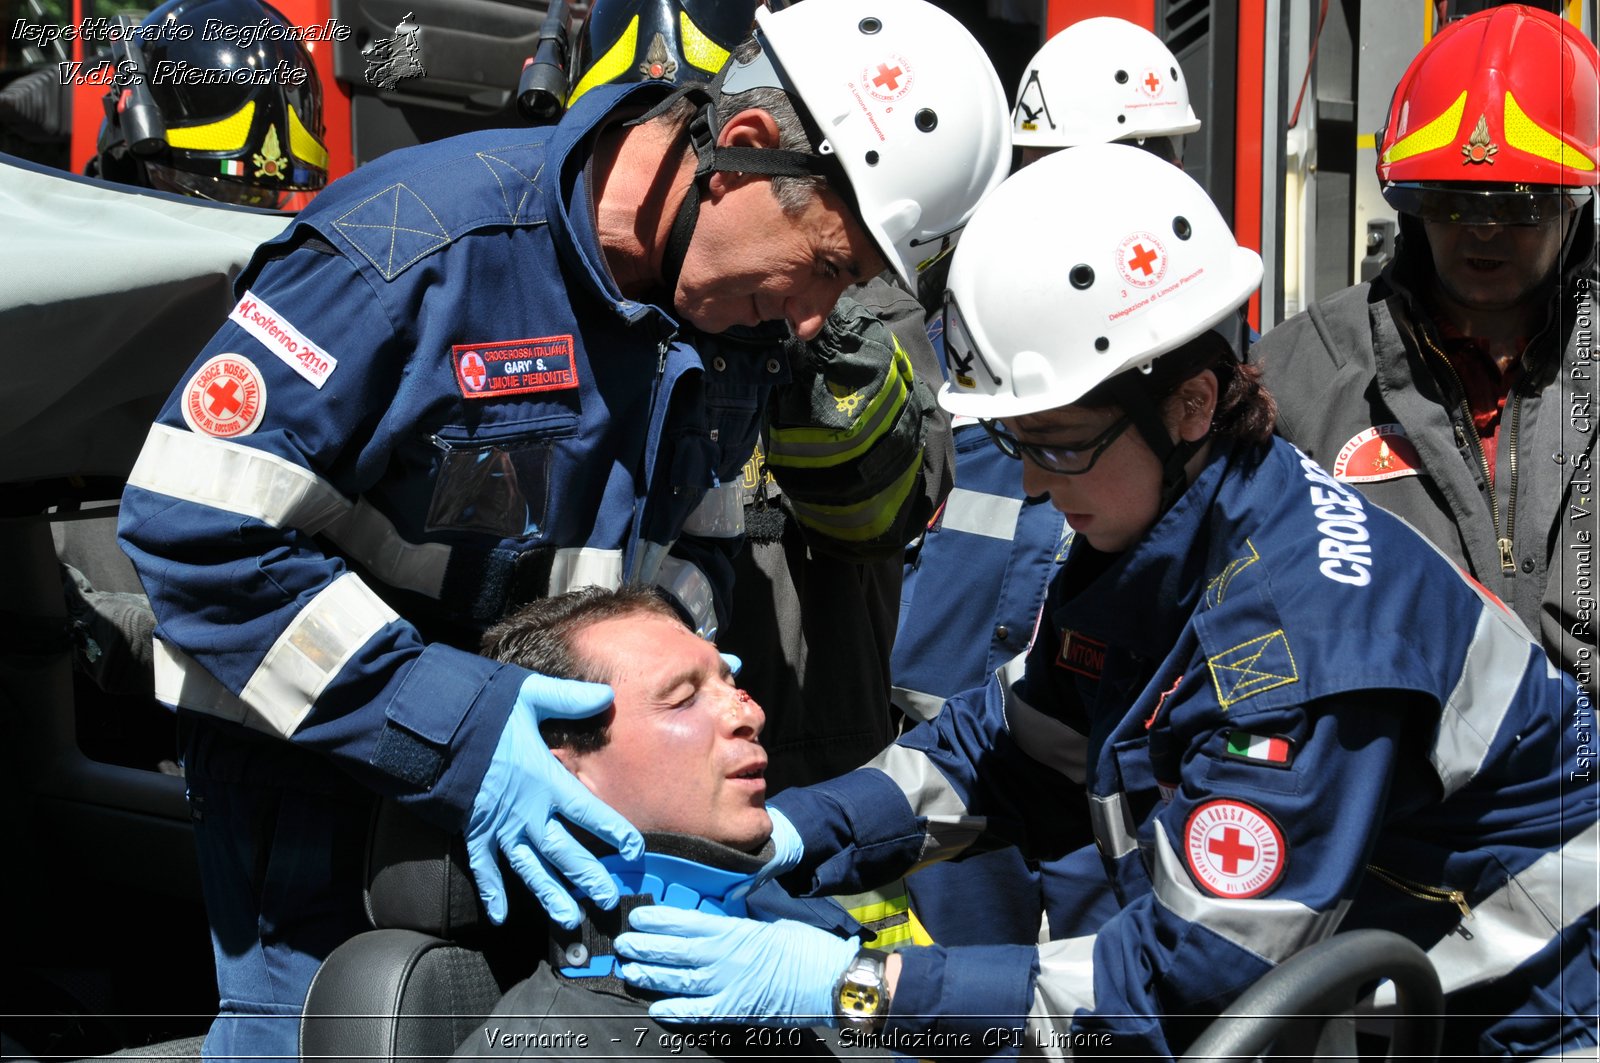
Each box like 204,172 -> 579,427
551,831 -> 774,980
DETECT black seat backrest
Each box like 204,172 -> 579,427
301,801 -> 541,1063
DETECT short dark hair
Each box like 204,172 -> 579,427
1078,319 -> 1277,448
480,585 -> 683,754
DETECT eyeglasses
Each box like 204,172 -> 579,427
1384,184 -> 1591,226
982,415 -> 1133,475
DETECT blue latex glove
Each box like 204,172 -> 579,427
616,906 -> 860,1026
466,672 -> 644,927
757,805 -> 804,884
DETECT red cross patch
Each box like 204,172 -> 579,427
862,53 -> 914,102
182,354 -> 266,438
1115,231 -> 1169,290
1139,67 -> 1164,98
1183,799 -> 1286,899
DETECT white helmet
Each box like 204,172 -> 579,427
746,0 -> 1012,285
939,143 -> 1261,420
1012,17 -> 1201,151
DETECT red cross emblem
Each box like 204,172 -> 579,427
206,378 -> 243,418
1116,231 -> 1169,290
1184,799 -> 1285,899
182,354 -> 266,438
459,351 -> 487,391
1144,71 -> 1161,93
1127,243 -> 1159,276
1207,826 -> 1256,874
863,54 -> 913,101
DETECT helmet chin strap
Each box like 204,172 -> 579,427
627,54 -> 845,301
1102,369 -> 1209,515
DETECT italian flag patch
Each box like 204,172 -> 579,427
1224,731 -> 1293,768
221,160 -> 245,176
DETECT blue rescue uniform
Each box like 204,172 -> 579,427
117,84 -> 775,1059
774,437 -> 1597,1059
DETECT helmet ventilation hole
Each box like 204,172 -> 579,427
915,109 -> 938,132
859,17 -> 882,34
1173,216 -> 1192,239
865,150 -> 880,166
1116,114 -> 1127,124
1114,70 -> 1129,84
1094,337 -> 1110,352
1069,265 -> 1095,289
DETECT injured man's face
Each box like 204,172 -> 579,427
550,609 -> 772,852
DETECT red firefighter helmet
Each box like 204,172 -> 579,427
1378,4 -> 1597,219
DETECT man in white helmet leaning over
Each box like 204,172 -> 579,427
114,2 -> 1010,1058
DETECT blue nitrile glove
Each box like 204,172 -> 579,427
756,804 -> 804,885
720,652 -> 742,677
616,906 -> 860,1026
466,672 -> 645,927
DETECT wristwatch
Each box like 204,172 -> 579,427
833,947 -> 891,1031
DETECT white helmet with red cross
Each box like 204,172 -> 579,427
1012,16 -> 1200,151
750,0 -> 1012,285
939,143 -> 1261,420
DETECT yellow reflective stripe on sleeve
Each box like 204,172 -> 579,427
679,11 -> 730,74
783,449 -> 921,542
764,337 -> 912,469
288,105 -> 329,170
1382,90 -> 1466,165
568,15 -> 639,105
1504,90 -> 1596,171
166,100 -> 256,152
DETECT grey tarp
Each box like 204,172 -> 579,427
0,155 -> 290,483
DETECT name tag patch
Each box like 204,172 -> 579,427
1057,629 -> 1107,679
454,336 -> 579,399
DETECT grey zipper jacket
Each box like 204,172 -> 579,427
1247,212 -> 1597,700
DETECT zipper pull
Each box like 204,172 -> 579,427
1448,888 -> 1473,921
1498,537 -> 1516,572
1454,424 -> 1468,450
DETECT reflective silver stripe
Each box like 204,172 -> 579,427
153,638 -> 253,724
1089,793 -> 1138,861
151,572 -> 398,736
128,423 -> 347,532
239,573 -> 399,734
1367,822 -> 1600,1008
890,685 -> 946,723
654,555 -> 717,641
939,487 -> 1023,540
1152,820 -> 1348,964
1004,682 -> 1089,784
547,547 -> 624,596
1024,935 -> 1098,1060
127,424 -> 451,599
323,498 -> 450,599
681,483 -> 745,538
1431,604 -> 1533,797
865,743 -> 986,864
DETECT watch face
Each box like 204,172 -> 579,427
836,949 -> 890,1027
840,982 -> 883,1017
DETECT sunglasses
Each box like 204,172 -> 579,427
1385,185 -> 1591,226
982,415 -> 1134,475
